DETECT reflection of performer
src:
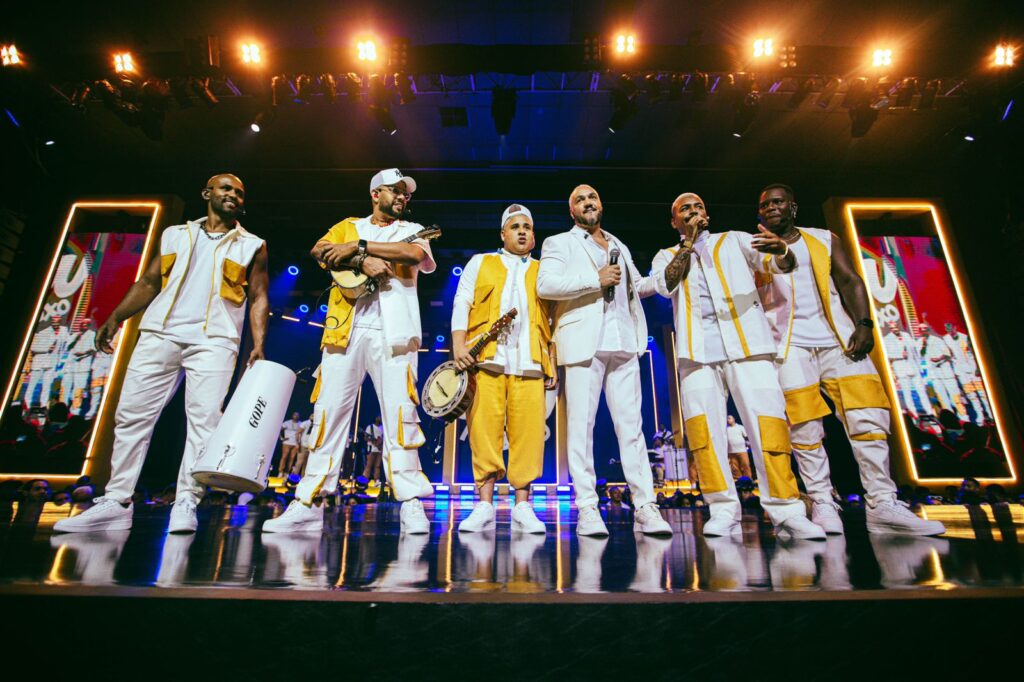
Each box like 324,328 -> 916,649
265,169 -> 435,534
24,315 -> 71,408
756,184 -> 944,537
451,204 -> 554,534
652,192 -> 821,540
882,321 -> 934,418
86,349 -> 112,420
362,415 -> 384,485
537,184 -> 672,537
943,323 -> 989,425
277,412 -> 304,477
55,174 -> 269,534
63,318 -> 97,416
725,415 -> 752,480
919,322 -> 966,419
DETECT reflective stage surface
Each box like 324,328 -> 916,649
2,498 -> 1023,600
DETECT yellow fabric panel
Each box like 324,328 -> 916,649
791,441 -> 823,450
850,432 -> 887,441
783,383 -> 832,424
821,379 -> 842,417
682,277 -> 694,358
160,253 -> 177,289
712,237 -> 751,357
313,412 -> 326,450
525,261 -> 554,379
685,414 -> 728,494
319,218 -> 361,349
396,406 -> 426,448
220,258 -> 247,305
407,364 -> 420,406
468,254 -> 507,360
799,230 -> 844,350
758,415 -> 799,500
310,373 -> 321,404
835,373 -> 891,411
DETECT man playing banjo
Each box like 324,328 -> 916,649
449,204 -> 557,534
264,168 -> 437,534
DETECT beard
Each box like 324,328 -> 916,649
381,198 -> 405,219
575,207 -> 602,227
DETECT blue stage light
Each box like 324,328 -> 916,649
319,304 -> 328,313
648,336 -> 654,344
452,266 -> 463,276
436,335 -> 445,343
299,304 -> 309,313
287,265 -> 299,275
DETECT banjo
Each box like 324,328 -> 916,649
421,309 -> 518,421
331,225 -> 442,300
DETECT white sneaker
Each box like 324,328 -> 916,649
776,515 -> 827,541
168,498 -> 198,534
576,505 -> 609,537
811,500 -> 845,535
400,498 -> 430,534
866,499 -> 946,536
634,503 -> 673,536
703,510 -> 741,538
511,501 -> 546,534
459,501 -> 496,532
262,500 -> 324,533
53,497 -> 132,533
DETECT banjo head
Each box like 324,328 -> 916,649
422,361 -> 469,418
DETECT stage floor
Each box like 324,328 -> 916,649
2,498 -> 1022,602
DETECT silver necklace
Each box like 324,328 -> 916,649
202,227 -> 228,241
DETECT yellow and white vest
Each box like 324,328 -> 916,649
652,231 -> 784,362
757,227 -> 857,359
139,218 -> 264,346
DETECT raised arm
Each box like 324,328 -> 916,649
95,253 -> 163,353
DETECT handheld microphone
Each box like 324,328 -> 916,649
606,247 -> 620,302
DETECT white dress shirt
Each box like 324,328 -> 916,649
574,227 -> 637,354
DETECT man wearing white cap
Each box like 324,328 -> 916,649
264,168 -> 437,534
450,204 -> 556,534
537,184 -> 672,537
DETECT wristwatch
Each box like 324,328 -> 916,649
357,239 -> 368,258
857,318 -> 874,329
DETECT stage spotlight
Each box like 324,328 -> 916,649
44,139 -> 55,146
139,78 -> 171,140
299,304 -> 310,314
395,72 -> 416,104
250,109 -> 273,132
608,74 -> 638,133
319,304 -> 328,313
190,76 -> 218,106
368,74 -> 397,134
994,44 -> 1015,67
647,336 -> 654,344
872,48 -> 893,68
295,74 -> 314,102
778,45 -> 797,69
1,45 -> 21,66
241,42 -> 262,65
491,86 -> 517,136
250,122 -> 261,133
320,73 -> 337,102
357,39 -> 378,62
753,38 -> 774,58
114,52 -> 136,73
964,134 -> 975,142
729,77 -> 760,137
287,265 -> 300,275
452,265 -> 463,276
343,72 -> 362,99
613,33 -> 637,56
435,335 -> 445,343
70,83 -> 92,109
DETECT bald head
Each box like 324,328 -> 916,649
202,173 -> 246,221
569,184 -> 603,229
670,192 -> 709,237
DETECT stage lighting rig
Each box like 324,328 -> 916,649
491,86 -> 517,135
114,52 -> 136,73
872,48 -> 893,68
271,74 -> 292,106
190,76 -> 218,106
583,34 -> 602,65
608,74 -> 638,133
241,42 -> 262,65
994,44 -> 1015,67
343,72 -> 362,99
357,39 -> 378,63
687,71 -> 709,103
389,38 -> 409,68
295,74 -> 314,102
778,45 -> 797,69
845,76 -> 878,137
613,33 -> 637,57
1,45 -> 21,66
368,74 -> 397,134
644,73 -> 663,103
753,38 -> 774,58
667,73 -> 683,100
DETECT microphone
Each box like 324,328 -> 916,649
606,247 -> 620,302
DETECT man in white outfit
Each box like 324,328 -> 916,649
919,322 -> 965,419
55,174 -> 270,534
943,322 -> 989,425
882,321 -> 934,419
725,415 -> 752,480
24,316 -> 71,408
756,183 -> 944,536
264,168 -> 436,534
651,192 -> 823,540
537,184 -> 672,537
63,319 -> 97,416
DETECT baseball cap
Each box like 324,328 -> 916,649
501,203 -> 533,227
369,168 -> 417,194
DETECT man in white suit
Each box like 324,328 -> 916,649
537,184 -> 672,537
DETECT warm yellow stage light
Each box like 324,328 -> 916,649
357,39 -> 378,62
753,38 -> 774,58
241,42 -> 262,64
614,33 -> 637,55
994,44 -> 1015,67
1,44 -> 21,66
113,52 -> 135,73
872,48 -> 893,68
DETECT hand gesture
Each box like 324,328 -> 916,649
452,339 -> 477,371
845,326 -> 875,361
751,225 -> 788,255
598,263 -> 622,288
359,256 -> 393,284
95,317 -> 120,354
247,346 -> 265,367
319,242 -> 356,270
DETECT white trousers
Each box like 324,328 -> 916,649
677,357 -> 805,525
779,345 -> 896,506
24,366 -> 51,407
893,368 -> 934,417
105,332 -> 237,504
564,352 -> 657,510
927,365 -> 965,417
954,370 -> 989,424
295,328 -> 433,504
64,363 -> 92,415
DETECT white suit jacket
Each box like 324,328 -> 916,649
537,227 -> 655,365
